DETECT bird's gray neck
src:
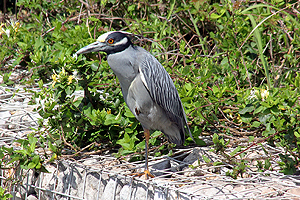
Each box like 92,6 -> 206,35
107,45 -> 139,96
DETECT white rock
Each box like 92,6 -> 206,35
0,111 -> 11,128
121,182 -> 152,200
27,195 -> 38,200
120,185 -> 131,200
36,164 -> 57,200
102,178 -> 124,200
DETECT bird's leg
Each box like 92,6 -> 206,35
144,128 -> 154,179
128,129 -> 154,179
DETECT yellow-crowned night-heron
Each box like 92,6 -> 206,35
76,31 -> 193,179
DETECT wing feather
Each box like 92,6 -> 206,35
139,53 -> 191,138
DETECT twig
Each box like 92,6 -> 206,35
60,143 -> 111,158
42,18 -> 70,37
78,0 -> 90,9
120,141 -> 168,160
232,130 -> 284,157
60,123 -> 78,152
239,2 -> 297,51
216,125 -> 262,136
217,107 -> 242,127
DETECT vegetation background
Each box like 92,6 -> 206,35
0,0 -> 299,197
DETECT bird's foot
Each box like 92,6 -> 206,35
130,170 -> 155,180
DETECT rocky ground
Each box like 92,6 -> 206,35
1,81 -> 300,199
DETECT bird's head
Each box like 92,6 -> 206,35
76,31 -> 133,55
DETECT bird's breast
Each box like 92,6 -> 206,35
107,52 -> 138,92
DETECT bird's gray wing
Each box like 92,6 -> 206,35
139,53 -> 191,137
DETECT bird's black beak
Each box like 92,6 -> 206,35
76,41 -> 106,55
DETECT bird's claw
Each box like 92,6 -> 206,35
130,170 -> 155,180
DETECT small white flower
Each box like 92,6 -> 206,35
260,89 -> 269,100
248,89 -> 257,100
72,53 -> 78,59
4,29 -> 10,38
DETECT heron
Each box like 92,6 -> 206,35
76,31 -> 193,179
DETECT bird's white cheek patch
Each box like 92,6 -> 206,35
115,37 -> 128,46
97,31 -> 113,42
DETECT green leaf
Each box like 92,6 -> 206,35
90,63 -> 99,71
34,36 -> 45,50
212,133 -> 219,144
195,138 -> 206,146
128,4 -> 135,12
104,114 -> 119,125
262,129 -> 276,137
2,72 -> 12,82
252,121 -> 261,128
210,9 -> 226,19
294,131 -> 300,138
248,15 -> 270,88
115,109 -> 122,121
136,141 -> 145,149
259,113 -> 271,124
14,149 -> 28,156
88,17 -> 100,22
117,133 -> 134,150
212,85 -> 219,95
253,106 -> 264,114
230,146 -> 242,157
36,162 -> 42,169
28,137 -> 38,153
2,146 -> 13,154
124,106 -> 135,118
151,131 -> 162,138
239,105 -> 255,114
32,155 -> 40,164
264,159 -> 271,170
48,141 -> 57,152
40,165 -> 50,173
270,106 -> 280,115
185,83 -> 193,91
261,101 -> 271,108
248,136 -> 254,142
213,161 -> 223,166
8,156 -> 22,164
120,149 -> 135,155
240,113 -> 252,123
28,161 -> 37,169
49,153 -> 57,162
202,155 -> 211,163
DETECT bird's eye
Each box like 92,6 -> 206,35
107,38 -> 114,44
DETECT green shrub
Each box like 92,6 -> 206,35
0,0 -> 299,178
